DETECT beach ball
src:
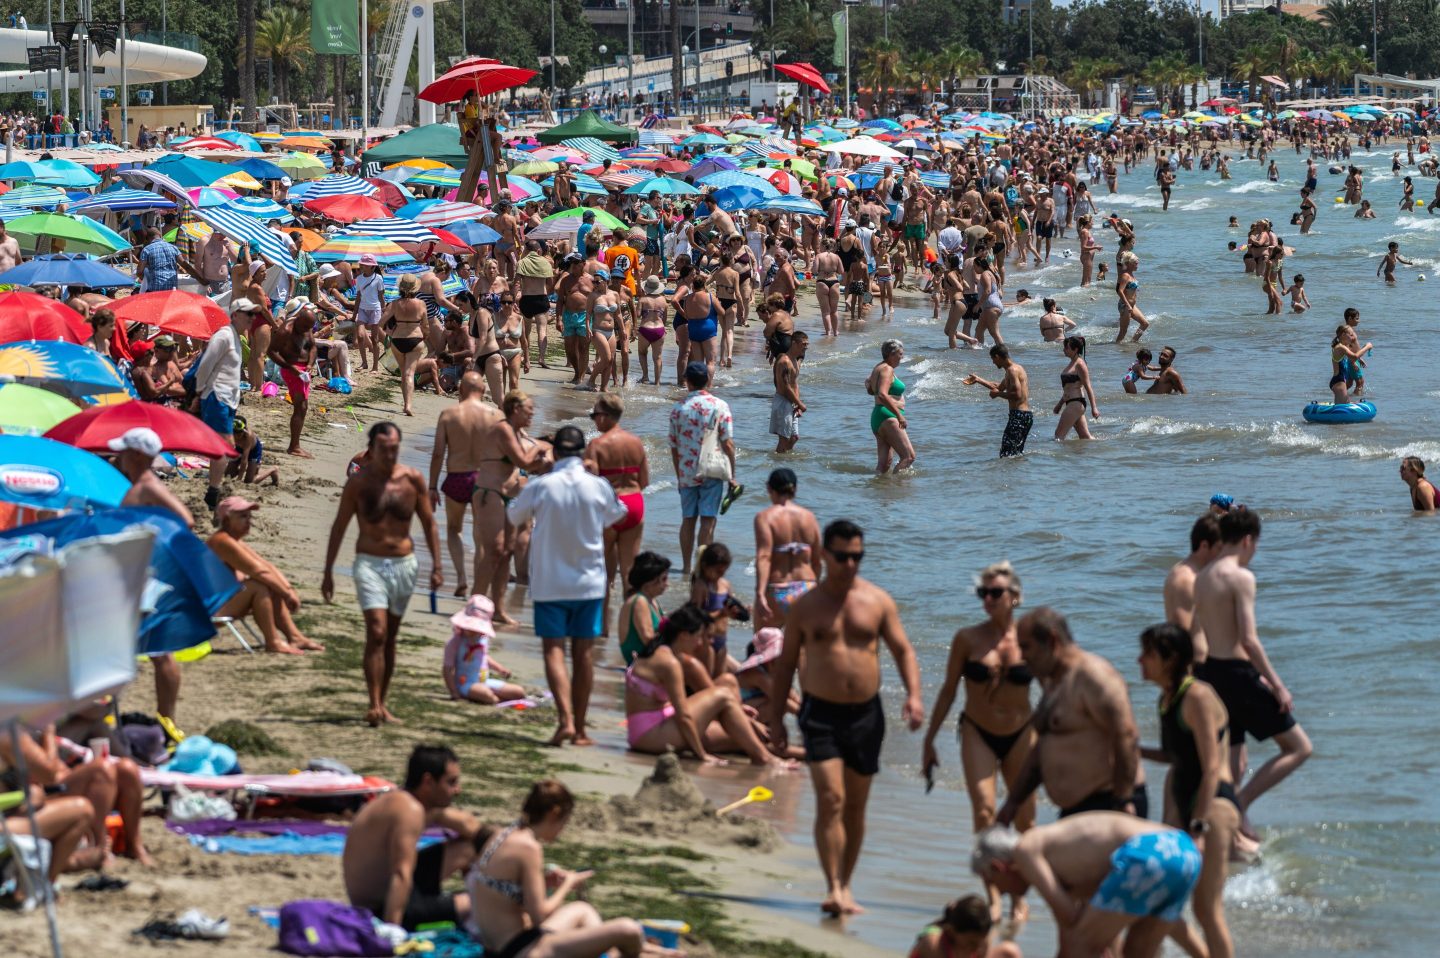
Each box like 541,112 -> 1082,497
1334,197 -> 1344,203
1419,200 -> 1426,207
1420,274 -> 1427,282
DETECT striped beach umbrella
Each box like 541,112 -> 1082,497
304,174 -> 379,199
405,169 -> 462,188
225,196 -> 294,222
343,217 -> 442,244
382,264 -> 465,300
193,206 -> 301,274
395,199 -> 489,227
311,234 -> 413,265
0,184 -> 67,208
561,137 -> 622,163
186,186 -> 239,208
69,188 -> 177,213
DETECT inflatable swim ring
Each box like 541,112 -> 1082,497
1302,399 -> 1376,424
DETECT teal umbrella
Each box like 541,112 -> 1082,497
623,176 -> 700,196
147,155 -> 244,188
34,159 -> 102,188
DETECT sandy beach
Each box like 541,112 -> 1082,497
0,337 -> 900,958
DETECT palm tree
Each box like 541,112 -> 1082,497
1232,44 -> 1272,106
256,3 -> 312,105
1144,54 -> 1186,112
1318,45 -> 1369,97
1178,62 -> 1204,111
1065,56 -> 1119,109
910,53 -> 945,106
937,44 -> 983,103
239,0 -> 258,122
862,39 -> 905,116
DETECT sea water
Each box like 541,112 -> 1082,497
419,148 -> 1440,956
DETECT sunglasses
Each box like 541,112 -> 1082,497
501,298 -> 514,304
827,548 -> 864,564
976,586 -> 1009,600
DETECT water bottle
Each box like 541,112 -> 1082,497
429,589 -> 438,615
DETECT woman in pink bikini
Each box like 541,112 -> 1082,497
583,394 -> 649,635
635,274 -> 668,385
624,604 -> 787,766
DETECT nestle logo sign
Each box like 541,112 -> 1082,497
0,465 -> 63,498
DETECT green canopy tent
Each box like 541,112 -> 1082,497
536,110 -> 638,145
361,123 -> 469,168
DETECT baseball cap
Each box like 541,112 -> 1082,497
552,424 -> 586,456
230,297 -> 259,314
130,340 -> 154,356
106,426 -> 162,458
843,218 -> 857,228
215,496 -> 260,527
594,267 -> 611,280
684,361 -> 710,386
152,334 -> 176,348
564,251 -> 585,264
837,187 -> 849,196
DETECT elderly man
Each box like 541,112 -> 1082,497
508,425 -> 625,747
268,297 -> 317,458
195,298 -> 253,511
207,496 -> 322,654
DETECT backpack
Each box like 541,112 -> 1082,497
278,901 -> 393,957
890,181 -> 903,202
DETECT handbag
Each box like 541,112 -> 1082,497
697,420 -> 731,483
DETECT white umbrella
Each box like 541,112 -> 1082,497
817,138 -> 908,160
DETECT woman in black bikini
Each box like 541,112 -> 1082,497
921,561 -> 1034,923
466,780 -> 676,958
812,239 -> 843,337
381,273 -> 429,416
668,256 -> 694,387
467,289 -> 506,401
1053,335 -> 1098,440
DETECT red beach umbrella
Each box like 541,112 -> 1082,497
0,291 -> 90,344
45,399 -> 238,458
419,62 -> 539,104
306,195 -> 394,223
110,290 -> 229,341
775,62 -> 831,95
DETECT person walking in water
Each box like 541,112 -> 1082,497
767,519 -> 924,916
963,345 -> 1032,458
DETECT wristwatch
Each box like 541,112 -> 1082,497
1189,818 -> 1210,835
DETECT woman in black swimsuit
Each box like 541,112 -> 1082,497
381,273 -> 429,416
1137,623 -> 1242,958
1053,335 -> 1098,440
921,561 -> 1035,922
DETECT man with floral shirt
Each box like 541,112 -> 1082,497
668,362 -> 737,577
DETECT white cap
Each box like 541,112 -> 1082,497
319,264 -> 341,279
107,426 -> 162,458
230,297 -> 260,314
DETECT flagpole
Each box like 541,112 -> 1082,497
360,0 -> 369,149
120,0 -> 127,145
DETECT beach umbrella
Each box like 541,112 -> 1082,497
273,152 -> 329,180
343,217 -> 443,245
45,400 -> 238,459
109,291 -> 230,340
0,434 -> 129,510
0,183 -> 67,208
688,157 -> 738,181
280,135 -> 333,151
286,227 -> 328,252
743,167 -> 802,194
3,213 -> 128,255
225,196 -> 294,222
305,194 -> 392,223
232,157 -> 289,181
367,179 -> 415,210
0,381 -> 79,435
149,155 -> 261,190
28,160 -> 102,188
0,161 -> 52,180
773,61 -> 831,94
382,264 -> 466,301
710,183 -> 770,212
819,138 -> 908,160
191,207 -> 301,275
0,340 -> 128,399
186,186 -> 238,208
0,255 -> 132,292
476,172 -> 543,202
215,130 -> 264,152
540,207 -> 626,230
164,222 -> 215,244
0,292 -> 93,344
116,168 -> 194,206
312,234 -> 414,265
418,62 -> 538,103
682,132 -> 729,148
176,136 -> 245,152
396,199 -> 489,227
68,187 -> 177,213
304,174 -> 379,198
406,168 -> 463,188
699,169 -> 780,195
758,196 -> 824,216
623,176 -> 699,196
441,220 -> 502,246
385,158 -> 452,171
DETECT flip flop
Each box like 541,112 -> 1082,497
720,482 -> 744,515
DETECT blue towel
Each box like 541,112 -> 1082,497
191,832 -> 441,856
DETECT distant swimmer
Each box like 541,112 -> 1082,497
1377,240 -> 1413,282
1400,457 -> 1438,512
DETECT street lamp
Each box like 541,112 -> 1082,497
842,0 -> 860,119
549,0 -> 556,97
1371,0 -> 1378,73
627,1 -> 634,114
599,44 -> 607,90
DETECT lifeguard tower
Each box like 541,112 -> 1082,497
375,0 -> 447,127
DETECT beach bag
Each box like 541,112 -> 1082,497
278,900 -> 393,957
697,420 -> 731,483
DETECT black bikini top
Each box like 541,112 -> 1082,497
963,660 -> 1033,686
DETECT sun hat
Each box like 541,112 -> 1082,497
318,264 -> 341,279
642,275 -> 664,294
106,426 -> 162,458
358,253 -> 378,266
451,594 -> 496,637
738,627 -> 784,672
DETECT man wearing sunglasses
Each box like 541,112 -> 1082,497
766,519 -> 924,918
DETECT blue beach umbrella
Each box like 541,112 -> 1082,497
0,434 -> 129,511
0,254 -> 133,289
687,157 -> 737,180
758,196 -> 824,216
232,157 -> 290,181
342,217 -> 442,244
304,174 -> 379,199
225,196 -> 294,222
33,160 -> 102,188
0,161 -> 51,180
214,130 -> 263,152
147,154 -> 245,188
0,184 -> 67,208
68,187 -> 177,213
682,132 -> 729,147
0,339 -> 129,398
710,183 -> 770,212
624,177 -> 700,196
442,221 -> 502,246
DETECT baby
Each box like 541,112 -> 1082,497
443,595 -> 526,705
1122,348 -> 1158,394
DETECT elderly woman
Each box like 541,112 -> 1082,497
206,497 -> 323,655
867,339 -> 916,474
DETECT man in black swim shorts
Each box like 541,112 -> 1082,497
767,519 -> 924,917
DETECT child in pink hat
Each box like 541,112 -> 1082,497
443,594 -> 526,705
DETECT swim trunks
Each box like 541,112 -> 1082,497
519,293 -> 550,318
905,223 -> 926,240
766,579 -> 813,614
562,310 -> 588,336
1194,656 -> 1296,743
798,693 -> 885,776
1089,831 -> 1201,922
533,597 -> 604,640
399,842 -> 459,930
353,552 -> 419,616
1058,784 -> 1151,821
441,470 -> 477,504
280,363 -> 310,402
1000,409 -> 1034,458
769,392 -> 799,440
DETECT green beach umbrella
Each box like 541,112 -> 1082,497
540,207 -> 626,231
0,381 -> 81,436
4,213 -> 130,255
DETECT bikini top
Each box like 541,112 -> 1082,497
496,326 -> 521,343
594,303 -> 620,316
1060,372 -> 1081,385
598,464 -> 641,477
473,824 -> 525,904
773,541 -> 811,555
963,660 -> 1033,686
625,664 -> 670,703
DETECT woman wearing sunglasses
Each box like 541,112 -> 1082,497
921,561 -> 1035,924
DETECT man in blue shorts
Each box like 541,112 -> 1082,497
972,813 -> 1202,958
194,298 -> 254,511
508,426 -> 626,747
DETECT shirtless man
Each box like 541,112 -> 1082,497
428,372 -> 501,597
972,814 -> 1201,958
322,422 -> 444,726
556,251 -> 593,383
1146,346 -> 1187,395
584,394 -> 649,634
0,219 -> 22,272
998,607 -> 1143,824
752,467 -> 821,628
963,345 -> 1032,459
1034,188 -> 1056,261
343,745 -> 480,930
267,298 -> 317,457
902,183 -> 931,262
491,202 -> 522,279
770,247 -> 799,315
1193,508 -> 1312,837
113,426 -> 193,725
1162,514 -> 1221,655
770,330 -> 807,453
767,519 -> 924,916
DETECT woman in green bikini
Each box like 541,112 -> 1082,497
868,339 -> 917,474
617,551 -> 670,664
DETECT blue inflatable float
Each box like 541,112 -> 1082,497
1302,400 -> 1376,423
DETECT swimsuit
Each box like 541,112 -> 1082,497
766,578 -> 814,613
620,597 -> 661,664
1160,676 -> 1241,822
1089,831 -> 1201,922
470,825 -> 547,958
441,471 -> 478,504
1000,409 -> 1033,458
870,375 -> 905,434
562,310 -> 588,337
625,664 -> 676,746
518,293 -> 550,318
684,292 -> 718,343
1058,783 -> 1151,820
798,693 -> 885,776
1193,656 -> 1296,744
391,336 -> 423,355
959,660 -> 1033,758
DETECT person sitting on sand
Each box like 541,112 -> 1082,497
909,895 -> 1022,958
443,594 -> 526,706
733,626 -> 800,718
624,604 -> 787,766
343,745 -> 481,930
617,551 -> 671,664
0,781 -> 95,889
207,497 -> 323,655
466,780 -> 680,958
227,414 -> 280,486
